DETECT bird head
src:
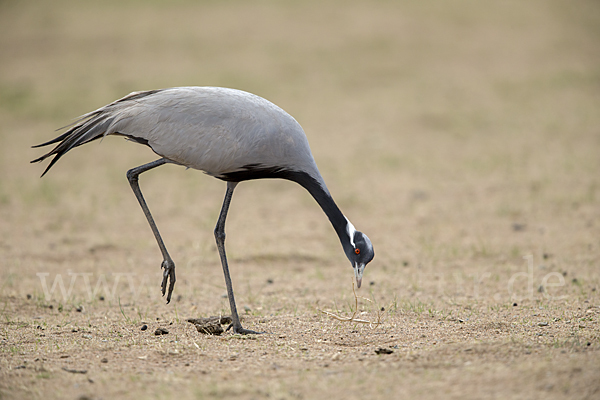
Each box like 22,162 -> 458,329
345,230 -> 374,288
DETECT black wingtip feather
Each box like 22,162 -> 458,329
31,131 -> 72,149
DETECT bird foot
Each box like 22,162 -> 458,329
225,323 -> 262,335
160,259 -> 176,303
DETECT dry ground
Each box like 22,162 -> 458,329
1,0 -> 599,399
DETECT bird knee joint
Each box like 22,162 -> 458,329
214,228 -> 225,241
126,170 -> 138,184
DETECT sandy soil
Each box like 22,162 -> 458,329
0,1 -> 599,399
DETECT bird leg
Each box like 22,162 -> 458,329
126,158 -> 176,303
215,182 -> 260,335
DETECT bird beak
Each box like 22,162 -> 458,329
354,263 -> 365,288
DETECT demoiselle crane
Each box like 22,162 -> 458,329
32,87 -> 374,334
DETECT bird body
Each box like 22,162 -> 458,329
40,87 -> 321,184
33,86 -> 374,334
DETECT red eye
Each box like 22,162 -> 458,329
354,248 -> 360,255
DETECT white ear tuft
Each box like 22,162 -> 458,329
344,216 -> 356,247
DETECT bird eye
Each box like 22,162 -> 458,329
354,248 -> 360,255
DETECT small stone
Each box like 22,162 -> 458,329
141,324 -> 148,331
76,305 -> 84,312
154,328 -> 169,335
370,281 -> 375,286
26,294 -> 32,300
538,285 -> 545,293
99,296 -> 105,301
331,353 -> 341,361
512,223 -> 526,231
513,303 -> 518,307
100,358 -> 108,363
267,278 -> 274,284
538,322 -> 548,327
375,347 -> 393,355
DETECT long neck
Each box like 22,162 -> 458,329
219,165 -> 354,252
288,171 -> 353,253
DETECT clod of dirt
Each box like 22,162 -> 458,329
187,316 -> 232,336
375,348 -> 394,355
154,328 -> 169,335
195,323 -> 223,335
141,324 -> 148,331
187,316 -> 232,325
62,367 -> 87,374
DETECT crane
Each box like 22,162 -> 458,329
32,87 -> 374,334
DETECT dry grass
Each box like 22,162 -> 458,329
0,0 -> 599,399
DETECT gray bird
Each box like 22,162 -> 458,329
32,87 -> 374,334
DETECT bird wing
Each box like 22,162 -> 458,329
33,87 -> 320,181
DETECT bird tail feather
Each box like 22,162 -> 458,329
30,112 -> 115,177
31,89 -> 162,177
